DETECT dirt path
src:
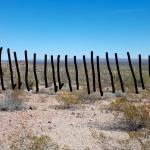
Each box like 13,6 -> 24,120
0,93 -> 141,150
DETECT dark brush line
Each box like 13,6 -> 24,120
91,51 -> 96,92
127,52 -> 138,94
33,53 -> 39,92
14,52 -> 22,89
7,48 -> 16,90
65,55 -> 72,92
149,55 -> 150,77
139,54 -> 145,90
83,55 -> 90,94
44,54 -> 48,88
51,55 -> 58,92
57,55 -> 64,89
106,52 -> 115,93
74,56 -> 79,90
96,56 -> 103,96
0,47 -> 5,90
25,50 -> 30,91
115,53 -> 125,93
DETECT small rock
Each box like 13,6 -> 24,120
91,107 -> 95,110
29,106 -> 32,110
71,112 -> 75,115
92,113 -> 96,117
48,121 -> 51,123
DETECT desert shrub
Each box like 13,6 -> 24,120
109,98 -> 150,131
0,89 -> 26,111
11,134 -> 59,150
123,104 -> 150,131
128,130 -> 150,150
29,135 -> 59,150
56,91 -> 82,106
75,90 -> 101,103
109,97 -> 127,112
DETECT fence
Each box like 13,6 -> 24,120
0,47 -> 150,96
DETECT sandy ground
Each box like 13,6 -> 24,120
0,91 -> 148,150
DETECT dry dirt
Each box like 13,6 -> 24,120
0,91 -> 148,150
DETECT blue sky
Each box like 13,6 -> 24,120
0,0 -> 150,60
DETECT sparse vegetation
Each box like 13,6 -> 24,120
10,134 -> 59,150
0,60 -> 150,150
0,89 -> 26,111
109,97 -> 150,131
29,135 -> 59,150
56,91 -> 82,106
123,104 -> 150,131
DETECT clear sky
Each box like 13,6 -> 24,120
0,0 -> 150,60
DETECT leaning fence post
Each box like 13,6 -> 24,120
44,54 -> 48,88
7,48 -> 16,90
139,54 -> 145,90
57,55 -> 64,89
33,53 -> 39,92
65,55 -> 72,92
127,52 -> 138,94
25,50 -> 30,91
106,52 -> 115,93
74,56 -> 79,90
83,55 -> 90,94
91,51 -> 96,92
51,55 -> 58,92
96,56 -> 103,96
149,55 -> 150,77
115,53 -> 125,93
0,47 -> 5,90
14,52 -> 22,89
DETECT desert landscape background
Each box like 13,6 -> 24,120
0,56 -> 150,150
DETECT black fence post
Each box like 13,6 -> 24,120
91,51 -> 96,92
83,55 -> 90,94
57,55 -> 64,89
25,50 -> 30,91
14,52 -> 22,89
127,52 -> 138,94
74,56 -> 79,90
65,55 -> 72,92
149,55 -> 150,77
115,53 -> 125,93
139,54 -> 145,90
44,54 -> 48,88
0,47 -> 5,90
96,56 -> 103,96
33,53 -> 39,92
7,48 -> 16,90
106,52 -> 115,93
51,55 -> 58,92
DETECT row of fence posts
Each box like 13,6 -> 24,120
0,47 -> 149,95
